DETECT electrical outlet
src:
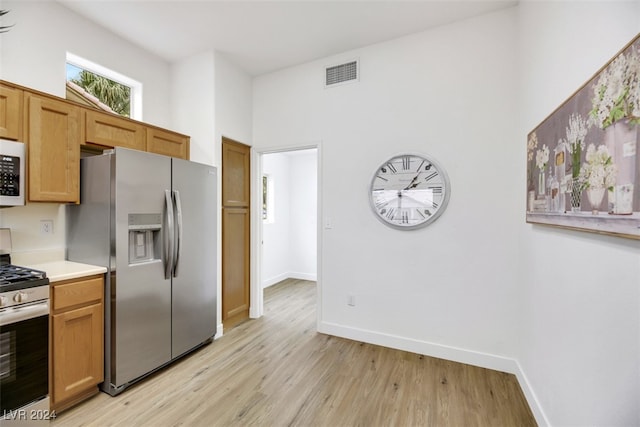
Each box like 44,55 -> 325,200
40,220 -> 53,235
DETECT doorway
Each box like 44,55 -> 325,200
256,147 -> 319,319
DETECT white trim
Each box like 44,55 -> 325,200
262,272 -> 291,289
262,272 -> 318,288
214,323 -> 224,340
513,361 -> 551,427
318,320 -> 549,427
66,52 -> 143,121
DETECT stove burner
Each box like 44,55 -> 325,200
0,264 -> 48,292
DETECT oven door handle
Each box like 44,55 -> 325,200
0,301 -> 49,326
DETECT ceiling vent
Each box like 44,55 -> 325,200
325,60 -> 359,88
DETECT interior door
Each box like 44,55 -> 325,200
222,138 -> 250,329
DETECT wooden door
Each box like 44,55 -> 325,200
222,137 -> 250,329
25,92 -> 80,203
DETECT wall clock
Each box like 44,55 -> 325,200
369,153 -> 451,230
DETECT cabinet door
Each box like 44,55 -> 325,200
85,109 -> 146,150
146,127 -> 189,159
52,302 -> 103,406
0,84 -> 23,140
26,93 -> 80,202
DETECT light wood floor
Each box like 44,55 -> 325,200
53,279 -> 536,426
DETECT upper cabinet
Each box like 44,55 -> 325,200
0,85 -> 23,140
147,127 -> 190,160
25,92 -> 80,203
85,109 -> 146,151
0,80 -> 191,204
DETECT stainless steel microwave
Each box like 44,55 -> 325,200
0,139 -> 25,207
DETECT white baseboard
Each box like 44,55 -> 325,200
262,272 -> 290,288
262,271 -> 317,288
214,323 -> 224,340
288,271 -> 317,281
513,360 -> 550,426
318,321 -> 548,426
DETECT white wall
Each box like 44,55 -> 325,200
517,2 -> 640,426
261,150 -> 318,287
0,0 -> 172,129
171,51 -> 216,165
215,52 -> 253,147
254,6 -> 521,371
289,150 -> 317,280
262,153 -> 292,285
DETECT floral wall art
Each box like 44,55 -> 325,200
526,33 -> 640,239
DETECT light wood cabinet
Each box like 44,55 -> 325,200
25,92 -> 80,203
0,84 -> 23,140
147,127 -> 190,160
85,109 -> 146,151
50,275 -> 104,412
1,80 -> 191,204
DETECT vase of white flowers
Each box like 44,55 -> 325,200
590,44 -> 639,214
536,144 -> 549,198
559,113 -> 589,213
580,144 -> 617,214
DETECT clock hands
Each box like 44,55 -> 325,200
403,173 -> 421,191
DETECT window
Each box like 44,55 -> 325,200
262,174 -> 274,223
65,52 -> 142,120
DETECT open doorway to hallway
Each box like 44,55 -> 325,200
260,148 -> 318,310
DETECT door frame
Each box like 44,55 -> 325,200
251,141 -> 322,328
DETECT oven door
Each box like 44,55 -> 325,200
0,301 -> 49,413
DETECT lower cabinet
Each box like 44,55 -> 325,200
50,275 -> 104,412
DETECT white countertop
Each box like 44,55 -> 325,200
26,260 -> 107,283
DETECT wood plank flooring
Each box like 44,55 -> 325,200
52,279 -> 536,426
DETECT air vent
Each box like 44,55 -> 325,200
325,60 -> 359,87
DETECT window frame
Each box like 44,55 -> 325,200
66,52 -> 142,120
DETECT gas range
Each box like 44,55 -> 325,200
0,262 -> 50,309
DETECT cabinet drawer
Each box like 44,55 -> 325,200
52,276 -> 103,311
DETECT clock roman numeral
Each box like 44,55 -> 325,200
375,199 -> 389,209
424,171 -> 438,182
402,156 -> 411,170
376,175 -> 388,182
401,210 -> 409,224
386,162 -> 397,174
416,209 -> 426,219
416,160 -> 425,173
428,186 -> 443,194
385,207 -> 396,219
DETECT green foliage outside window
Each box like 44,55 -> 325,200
71,70 -> 131,117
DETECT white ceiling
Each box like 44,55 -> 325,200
57,0 -> 516,76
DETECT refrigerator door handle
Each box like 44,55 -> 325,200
164,189 -> 175,280
172,190 -> 183,278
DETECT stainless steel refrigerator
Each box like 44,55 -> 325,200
66,147 -> 217,396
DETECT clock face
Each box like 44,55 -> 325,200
369,153 -> 450,229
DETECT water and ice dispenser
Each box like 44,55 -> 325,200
128,213 -> 162,264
